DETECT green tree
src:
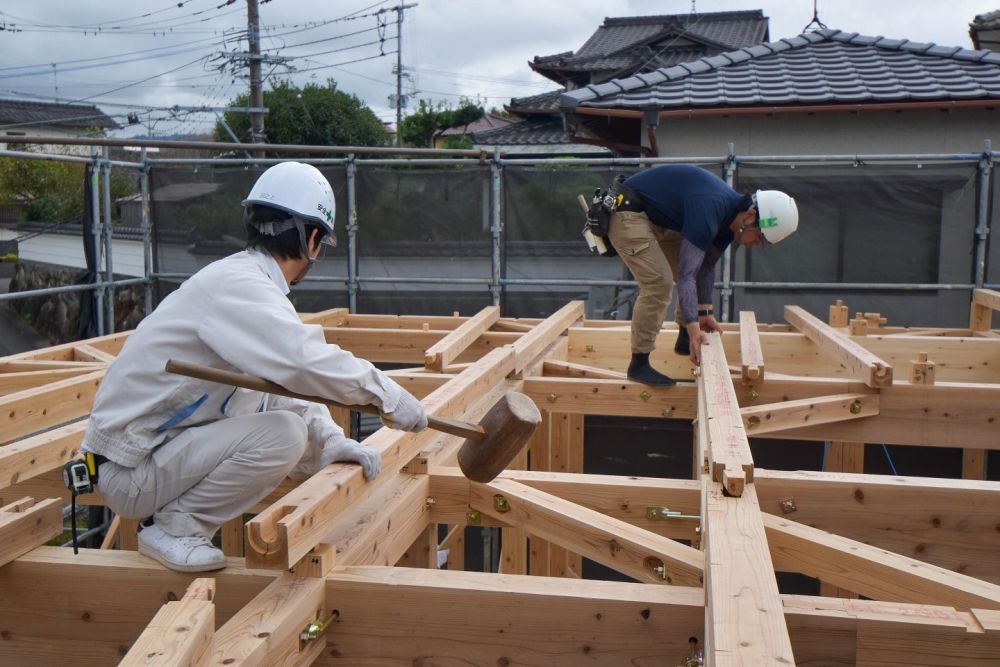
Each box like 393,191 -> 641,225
398,98 -> 484,148
0,153 -> 134,223
215,79 -> 389,147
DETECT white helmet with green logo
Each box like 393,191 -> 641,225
753,190 -> 798,244
243,161 -> 337,247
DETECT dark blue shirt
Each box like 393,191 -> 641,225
624,165 -> 743,251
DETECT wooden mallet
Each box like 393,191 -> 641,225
164,359 -> 540,483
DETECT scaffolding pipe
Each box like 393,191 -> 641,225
89,151 -> 105,336
721,143 -> 737,323
0,278 -> 144,302
101,148 -> 115,333
974,140 -> 993,289
346,155 -> 359,313
490,147 -> 502,306
18,134 -> 487,158
149,157 -> 350,166
140,150 -> 153,316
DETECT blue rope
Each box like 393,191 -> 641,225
880,444 -> 898,475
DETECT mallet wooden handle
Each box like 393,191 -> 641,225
164,359 -> 485,441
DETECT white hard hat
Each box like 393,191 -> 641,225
243,162 -> 336,246
753,190 -> 798,244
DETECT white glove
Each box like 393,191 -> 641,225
291,435 -> 381,481
383,390 -> 428,432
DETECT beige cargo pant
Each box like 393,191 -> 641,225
97,411 -> 308,540
608,210 -> 684,354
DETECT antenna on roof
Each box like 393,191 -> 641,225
802,0 -> 828,32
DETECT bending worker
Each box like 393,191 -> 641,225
609,164 -> 798,386
83,161 -> 428,572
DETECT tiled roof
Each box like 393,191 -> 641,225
436,113 -> 514,137
471,117 -> 611,155
533,10 -> 768,78
561,29 -> 1000,110
0,98 -> 118,131
970,10 -> 1000,52
508,90 -> 564,114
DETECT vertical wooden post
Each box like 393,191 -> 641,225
548,412 -> 583,578
527,411 -> 551,576
118,518 -> 139,551
220,516 -> 244,557
820,440 -> 864,598
499,447 -> 529,575
395,524 -> 437,569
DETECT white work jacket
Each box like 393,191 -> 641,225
84,249 -> 401,468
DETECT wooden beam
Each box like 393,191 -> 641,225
423,305 -> 500,371
703,483 -> 795,665
511,301 -> 584,375
73,344 -> 116,364
0,330 -> 130,363
764,512 -> 1000,610
298,307 -> 348,327
0,496 -> 63,566
0,370 -> 103,445
0,419 -> 86,489
322,327 -> 519,364
522,376 -> 697,419
325,564 -> 705,665
785,305 -> 893,388
971,288 -> 1000,331
207,572 -> 327,666
120,579 -> 215,667
0,368 -> 103,396
470,477 -> 704,586
740,392 -> 879,436
756,469 -> 1000,583
440,525 -> 464,570
541,359 -> 627,380
699,331 -> 754,496
739,310 -> 764,385
245,346 -> 516,569
429,468 -> 700,542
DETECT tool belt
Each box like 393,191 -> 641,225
85,452 -> 108,483
616,185 -> 645,213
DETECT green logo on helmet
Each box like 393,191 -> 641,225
758,216 -> 778,228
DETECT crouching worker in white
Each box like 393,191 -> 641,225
83,162 -> 428,572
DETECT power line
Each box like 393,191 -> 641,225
69,54 -> 213,103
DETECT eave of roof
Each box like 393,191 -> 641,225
560,29 -> 1000,112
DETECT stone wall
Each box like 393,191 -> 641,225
7,262 -> 145,345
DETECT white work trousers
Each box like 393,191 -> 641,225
97,411 -> 308,539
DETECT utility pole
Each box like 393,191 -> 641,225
392,3 -> 417,146
246,0 -> 265,145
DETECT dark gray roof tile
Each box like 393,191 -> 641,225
562,29 -> 1000,111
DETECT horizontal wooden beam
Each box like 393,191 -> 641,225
120,578 -> 215,667
325,565 -> 704,664
0,368 -> 103,396
73,344 -> 116,364
541,359 -> 627,380
522,376 -> 697,418
0,496 -> 63,567
740,393 -> 879,436
786,305 -> 893,388
699,332 -> 754,495
0,419 -> 87,490
424,305 -> 499,371
429,467 -> 700,541
764,513 -> 1000,610
0,370 -> 103,446
323,327 -> 519,364
471,477 -> 704,586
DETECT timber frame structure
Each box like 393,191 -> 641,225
1,292 -> 999,666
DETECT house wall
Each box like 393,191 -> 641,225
1,126 -> 95,155
653,107 -> 998,157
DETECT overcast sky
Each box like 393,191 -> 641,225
0,0 -> 996,138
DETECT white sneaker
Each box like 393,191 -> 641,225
137,524 -> 226,572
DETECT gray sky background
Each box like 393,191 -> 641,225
0,0 -> 996,137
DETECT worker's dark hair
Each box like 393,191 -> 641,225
739,191 -> 754,212
244,204 -> 325,260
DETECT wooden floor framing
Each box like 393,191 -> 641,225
2,290 -> 1000,665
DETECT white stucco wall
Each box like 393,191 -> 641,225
653,107 -> 998,157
